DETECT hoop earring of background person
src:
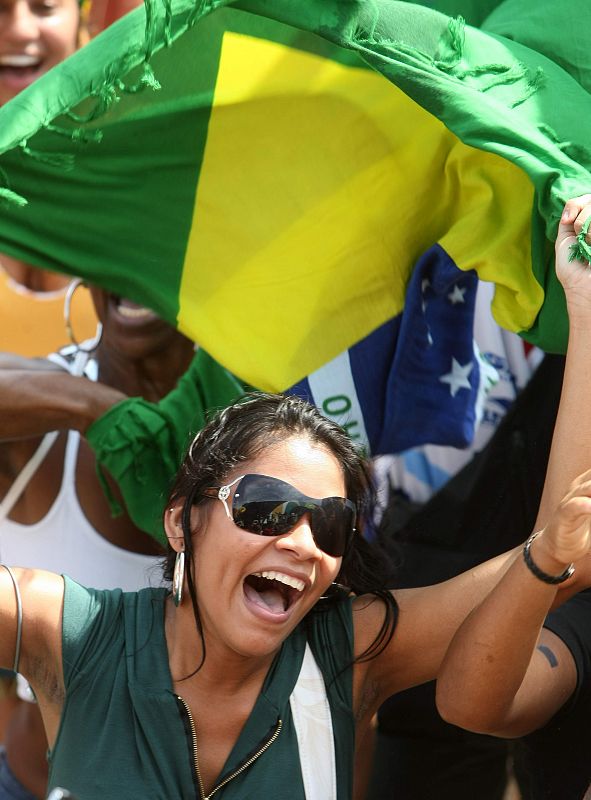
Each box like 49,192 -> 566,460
63,279 -> 103,354
0,265 -> 97,357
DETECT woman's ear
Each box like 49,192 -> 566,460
164,502 -> 202,550
164,506 -> 185,553
164,504 -> 185,551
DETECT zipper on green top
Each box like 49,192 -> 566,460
176,694 -> 282,799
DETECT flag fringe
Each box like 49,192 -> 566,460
0,166 -> 26,207
46,124 -> 104,145
436,17 -> 546,107
0,1 -> 562,212
0,187 -> 27,207
352,14 -> 545,109
569,216 -> 591,265
511,67 -> 546,108
434,15 -> 465,72
4,0 -> 173,197
19,141 -> 76,170
537,122 -> 591,166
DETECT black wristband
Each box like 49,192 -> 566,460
523,532 -> 575,585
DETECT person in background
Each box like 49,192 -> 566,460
0,284 -> 206,799
436,197 -> 591,799
0,0 -> 97,355
364,284 -> 546,800
0,0 -> 97,788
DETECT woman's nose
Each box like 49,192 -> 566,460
275,516 -> 322,560
3,1 -> 39,43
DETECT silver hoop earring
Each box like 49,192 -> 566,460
172,551 -> 185,607
64,278 -> 103,353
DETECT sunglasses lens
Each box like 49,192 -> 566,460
235,500 -> 304,536
310,500 -> 355,557
232,475 -> 355,556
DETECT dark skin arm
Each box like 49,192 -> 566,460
0,357 -> 125,440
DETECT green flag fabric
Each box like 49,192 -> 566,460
0,0 -> 589,451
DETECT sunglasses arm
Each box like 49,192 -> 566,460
216,485 -> 233,519
203,475 -> 245,519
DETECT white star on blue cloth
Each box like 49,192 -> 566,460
439,357 -> 473,397
448,284 -> 467,305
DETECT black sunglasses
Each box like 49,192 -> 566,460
203,474 -> 357,557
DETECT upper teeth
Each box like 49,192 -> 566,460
254,571 -> 305,592
117,304 -> 152,319
0,55 -> 40,67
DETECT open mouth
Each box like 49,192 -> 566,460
243,570 -> 305,614
0,55 -> 43,80
111,295 -> 155,320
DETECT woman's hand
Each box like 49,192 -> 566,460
556,195 -> 591,328
532,467 -> 591,575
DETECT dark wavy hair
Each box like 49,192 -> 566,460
163,392 -> 398,673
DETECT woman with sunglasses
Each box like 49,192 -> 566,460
0,196 -> 591,799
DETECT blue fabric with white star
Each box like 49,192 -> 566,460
289,244 -> 493,455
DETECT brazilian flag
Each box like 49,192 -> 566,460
0,0 -> 589,451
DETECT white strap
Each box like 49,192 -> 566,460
0,346 -> 93,522
290,643 -> 337,800
0,432 -> 59,522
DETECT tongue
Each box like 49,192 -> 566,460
0,66 -> 39,77
244,582 -> 285,613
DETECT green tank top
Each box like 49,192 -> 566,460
48,577 -> 355,799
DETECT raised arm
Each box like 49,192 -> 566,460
0,355 -> 125,440
434,196 -> 591,737
435,468 -> 591,736
535,195 -> 591,528
352,197 -> 591,727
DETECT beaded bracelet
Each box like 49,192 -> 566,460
523,532 -> 575,585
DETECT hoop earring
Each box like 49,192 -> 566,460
64,278 -> 103,352
172,551 -> 185,607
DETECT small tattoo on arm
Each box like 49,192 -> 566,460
537,644 -> 558,668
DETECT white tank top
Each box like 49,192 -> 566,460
0,430 -> 161,591
0,345 -> 162,592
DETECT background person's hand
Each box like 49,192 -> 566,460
534,467 -> 591,574
556,195 -> 591,326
